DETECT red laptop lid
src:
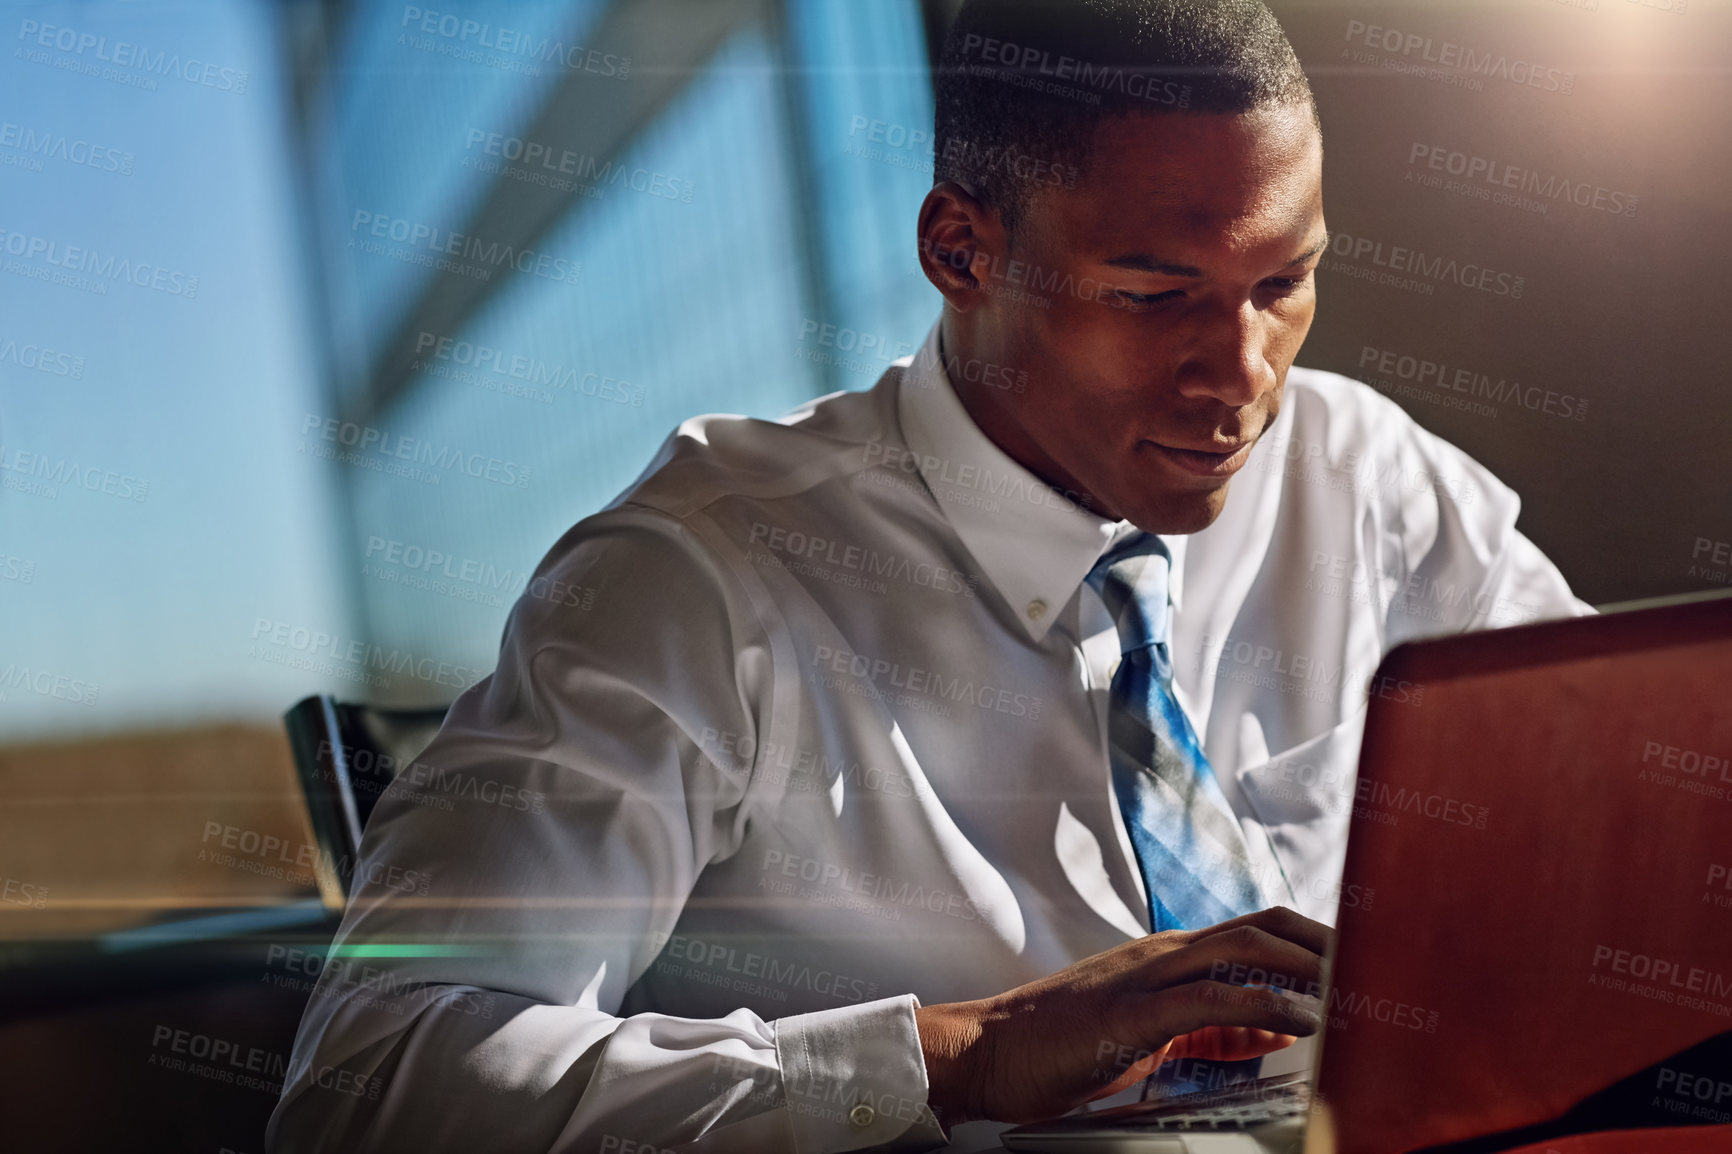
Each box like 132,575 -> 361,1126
1318,595 -> 1732,1153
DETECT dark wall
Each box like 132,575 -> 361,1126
1269,0 -> 1730,605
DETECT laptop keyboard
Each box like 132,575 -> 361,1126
1132,1077 -> 1310,1131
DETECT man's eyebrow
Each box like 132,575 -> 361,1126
1104,235 -> 1330,278
1286,235 -> 1330,266
1102,254 -> 1204,277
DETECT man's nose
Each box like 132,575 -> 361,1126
1174,299 -> 1276,408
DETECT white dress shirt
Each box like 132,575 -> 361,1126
268,319 -> 1590,1154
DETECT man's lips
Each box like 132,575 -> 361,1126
1143,438 -> 1256,478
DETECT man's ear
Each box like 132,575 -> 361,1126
917,180 -> 1007,314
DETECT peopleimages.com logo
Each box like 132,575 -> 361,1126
16,19 -> 250,93
300,414 -> 533,489
398,7 -> 630,78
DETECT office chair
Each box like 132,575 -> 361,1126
282,695 -> 450,908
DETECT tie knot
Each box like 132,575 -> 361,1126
1086,531 -> 1173,656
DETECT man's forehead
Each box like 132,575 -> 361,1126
1093,103 -> 1320,168
1051,109 -> 1323,257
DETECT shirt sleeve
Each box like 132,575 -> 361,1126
1382,419 -> 1594,648
266,506 -> 947,1154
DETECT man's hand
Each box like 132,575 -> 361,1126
914,906 -> 1330,1126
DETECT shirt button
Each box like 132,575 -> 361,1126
1026,599 -> 1048,621
848,1103 -> 876,1128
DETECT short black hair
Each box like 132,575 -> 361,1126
933,0 -> 1317,232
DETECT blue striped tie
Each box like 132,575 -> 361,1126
1088,532 -> 1263,932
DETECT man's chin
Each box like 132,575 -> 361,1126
1121,483 -> 1232,536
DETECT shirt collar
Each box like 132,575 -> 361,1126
897,320 -> 1185,642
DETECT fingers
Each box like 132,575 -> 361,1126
1164,1025 -> 1297,1063
1084,993 -> 1308,1104
1087,1032 -> 1296,1105
1133,979 -> 1323,1042
1194,905 -> 1333,957
1142,922 -> 1326,994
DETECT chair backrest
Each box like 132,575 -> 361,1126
281,696 -> 450,908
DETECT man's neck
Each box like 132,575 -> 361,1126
936,313 -> 1117,521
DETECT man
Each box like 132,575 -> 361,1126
270,1 -> 1589,1151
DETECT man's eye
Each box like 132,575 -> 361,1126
1263,271 -> 1314,294
1114,289 -> 1183,308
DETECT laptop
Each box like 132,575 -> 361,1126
1004,590 -> 1732,1153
